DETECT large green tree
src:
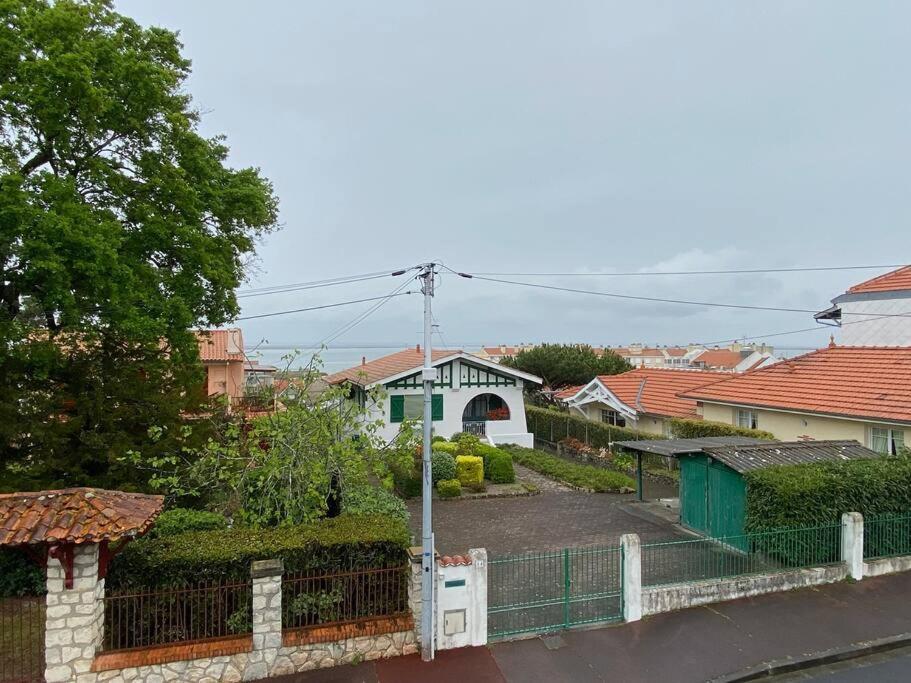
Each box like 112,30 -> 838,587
0,0 -> 279,489
502,344 -> 631,389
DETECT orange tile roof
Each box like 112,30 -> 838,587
684,346 -> 911,424
482,346 -> 523,356
0,488 -> 164,547
554,385 -> 584,399
691,348 -> 745,370
325,347 -> 461,387
597,368 -> 730,419
195,329 -> 245,362
847,266 -> 911,294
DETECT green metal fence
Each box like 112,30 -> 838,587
641,522 -> 843,587
864,513 -> 911,560
487,545 -> 623,640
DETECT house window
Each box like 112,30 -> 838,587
871,426 -> 905,455
736,409 -> 758,430
601,409 -> 626,427
390,394 -> 443,423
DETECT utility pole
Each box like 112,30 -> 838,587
419,263 -> 436,661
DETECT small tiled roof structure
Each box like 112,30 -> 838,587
702,440 -> 882,474
847,265 -> 911,294
439,554 -> 472,567
683,346 -> 911,425
690,348 -> 748,370
0,488 -> 164,547
597,368 -> 729,419
614,436 -> 767,457
326,347 -> 460,387
195,328 -> 245,362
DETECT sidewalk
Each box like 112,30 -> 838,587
270,571 -> 911,683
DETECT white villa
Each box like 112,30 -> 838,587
325,346 -> 542,447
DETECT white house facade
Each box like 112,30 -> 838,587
325,347 -> 542,447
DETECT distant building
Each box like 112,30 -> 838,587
195,328 -> 246,406
815,265 -> 911,346
475,344 -> 536,363
244,360 -> 278,390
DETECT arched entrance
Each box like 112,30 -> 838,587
462,393 -> 510,424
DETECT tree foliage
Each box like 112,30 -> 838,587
0,0 -> 278,489
502,344 -> 630,389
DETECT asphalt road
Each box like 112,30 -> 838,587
773,646 -> 911,681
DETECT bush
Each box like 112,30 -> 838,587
486,450 -> 516,484
670,417 -> 775,441
106,514 -> 410,589
432,435 -> 447,443
455,455 -> 484,487
431,441 -> 459,456
150,508 -> 228,538
342,486 -> 409,524
431,450 -> 457,484
526,405 -> 653,447
0,548 -> 45,597
501,445 -> 635,493
437,479 -> 462,499
393,460 -> 422,498
454,434 -> 481,456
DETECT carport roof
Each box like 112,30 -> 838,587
702,440 -> 882,474
614,436 -> 767,457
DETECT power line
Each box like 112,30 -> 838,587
237,267 -> 415,298
318,277 -> 417,348
236,292 -> 414,321
469,264 -> 907,277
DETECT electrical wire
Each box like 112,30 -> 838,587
469,264 -> 908,277
237,267 -> 415,298
236,292 -> 414,321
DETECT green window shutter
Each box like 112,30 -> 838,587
431,394 -> 444,421
390,395 -> 405,423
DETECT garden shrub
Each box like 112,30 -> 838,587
670,417 -> 775,441
106,514 -> 410,589
431,450 -> 457,484
150,508 -> 228,538
432,435 -> 447,443
393,460 -> 422,498
431,441 -> 459,456
342,485 -> 409,524
486,450 -> 515,484
525,406 -> 654,447
0,548 -> 45,597
501,445 -> 635,493
455,455 -> 484,488
437,479 -> 462,499
455,434 -> 481,456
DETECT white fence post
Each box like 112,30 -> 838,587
841,512 -> 864,580
621,534 -> 642,622
435,549 -> 488,650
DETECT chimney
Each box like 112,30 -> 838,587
362,356 -> 366,366
416,344 -> 421,353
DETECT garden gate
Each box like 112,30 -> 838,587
487,545 -> 623,640
0,596 -> 45,683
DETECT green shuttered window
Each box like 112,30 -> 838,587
390,394 -> 444,423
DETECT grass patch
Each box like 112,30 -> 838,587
502,445 -> 636,493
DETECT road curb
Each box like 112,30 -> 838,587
709,632 -> 911,682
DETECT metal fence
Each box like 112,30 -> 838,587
641,523 -> 843,587
0,596 -> 45,683
488,545 -> 623,640
281,565 -> 410,636
102,580 -> 253,652
864,513 -> 911,560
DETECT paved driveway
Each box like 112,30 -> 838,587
407,465 -> 686,556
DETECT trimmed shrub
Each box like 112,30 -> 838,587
432,435 -> 447,443
431,450 -> 457,484
0,548 -> 45,597
526,405 -> 654,447
431,441 -> 459,456
150,508 -> 228,538
455,434 -> 481,456
455,455 -> 484,488
437,479 -> 462,499
501,445 -> 635,493
343,485 -> 409,524
487,450 -> 516,484
106,514 -> 410,589
670,417 -> 775,441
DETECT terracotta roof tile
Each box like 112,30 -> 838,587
325,347 -> 461,387
439,554 -> 472,567
691,349 -> 746,369
0,488 -> 164,547
596,368 -> 729,419
684,346 -> 911,424
195,329 -> 245,362
847,266 -> 911,294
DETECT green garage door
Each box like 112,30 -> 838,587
707,460 -> 747,549
680,455 -> 708,534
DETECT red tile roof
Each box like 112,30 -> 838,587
847,266 -> 911,294
0,488 -> 164,547
691,349 -> 745,370
439,554 -> 472,567
684,346 -> 911,424
597,369 -> 730,419
196,329 -> 245,362
482,346 -> 523,356
325,347 -> 461,387
555,385 -> 584,400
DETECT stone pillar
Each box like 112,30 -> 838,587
621,533 -> 642,623
435,549 -> 488,651
407,546 -> 424,644
841,512 -> 864,581
44,543 -> 105,683
246,559 -> 283,681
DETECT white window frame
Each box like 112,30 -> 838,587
402,395 -> 424,420
736,409 -> 758,430
870,425 -> 906,455
601,408 -> 627,428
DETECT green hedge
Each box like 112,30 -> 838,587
455,456 -> 483,487
150,508 -> 229,538
526,405 -> 655,447
437,479 -> 462,499
106,514 -> 410,589
485,449 -> 516,484
670,417 -> 775,441
431,451 -> 456,483
501,445 -> 635,493
342,486 -> 409,524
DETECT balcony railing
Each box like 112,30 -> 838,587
462,421 -> 486,436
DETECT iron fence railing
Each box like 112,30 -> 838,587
102,580 -> 252,652
281,565 -> 409,635
864,512 -> 911,560
487,545 -> 623,640
462,421 -> 486,436
641,523 -> 843,588
0,596 -> 45,683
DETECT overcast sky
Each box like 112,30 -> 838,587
116,1 -> 911,369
